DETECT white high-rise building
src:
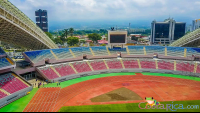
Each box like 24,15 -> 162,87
192,19 -> 200,31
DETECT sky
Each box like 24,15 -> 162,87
9,0 -> 200,30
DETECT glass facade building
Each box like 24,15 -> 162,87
35,9 -> 48,32
151,18 -> 186,45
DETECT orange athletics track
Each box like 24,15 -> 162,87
23,73 -> 200,112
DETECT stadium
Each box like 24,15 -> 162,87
0,0 -> 200,112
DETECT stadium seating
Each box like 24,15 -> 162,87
72,62 -> 92,73
157,60 -> 174,70
108,48 -> 127,55
140,59 -> 156,69
89,60 -> 107,71
0,73 -> 28,94
122,58 -> 139,69
145,46 -> 165,55
0,91 -> 7,99
39,67 -> 59,79
70,47 -> 92,57
176,61 -> 194,72
167,47 -> 185,57
51,48 -> 74,59
90,46 -> 109,56
106,59 -> 123,69
0,58 -> 11,68
128,46 -> 145,55
24,50 -> 54,63
54,64 -> 76,77
186,47 -> 200,56
0,48 -> 5,55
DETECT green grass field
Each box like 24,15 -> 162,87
59,100 -> 200,112
0,72 -> 200,112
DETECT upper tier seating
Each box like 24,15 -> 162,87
186,47 -> 200,56
52,48 -> 74,59
122,58 -> 139,68
167,47 -> 185,57
0,58 -> 11,68
157,60 -> 174,70
89,60 -> 107,71
128,46 -> 144,55
25,50 -> 54,63
70,47 -> 92,57
140,59 -> 156,69
108,48 -> 127,55
72,62 -> 92,73
0,48 -> 5,55
0,73 -> 28,94
90,46 -> 109,56
54,64 -> 76,77
39,67 -> 59,79
145,46 -> 165,55
106,59 -> 123,69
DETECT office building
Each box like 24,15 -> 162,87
35,9 -> 48,32
192,19 -> 200,31
151,18 -> 186,45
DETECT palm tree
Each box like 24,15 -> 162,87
69,28 -> 74,37
63,29 -> 69,38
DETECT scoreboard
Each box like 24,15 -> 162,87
108,30 -> 127,44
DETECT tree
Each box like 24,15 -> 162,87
45,32 -> 54,41
100,44 -> 106,46
89,42 -> 95,46
80,40 -> 86,44
63,29 -> 69,38
54,37 -> 63,44
88,33 -> 102,43
131,36 -> 138,41
69,28 -> 74,37
105,34 -> 108,41
66,37 -> 79,46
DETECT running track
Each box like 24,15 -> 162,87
23,73 -> 200,112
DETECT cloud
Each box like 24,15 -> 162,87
8,0 -> 200,29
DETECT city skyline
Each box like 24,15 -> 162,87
9,0 -> 200,30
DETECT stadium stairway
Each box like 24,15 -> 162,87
0,88 -> 10,95
194,62 -> 197,73
89,48 -> 95,56
86,61 -> 94,71
120,59 -> 125,69
155,60 -> 158,69
6,58 -> 14,65
137,59 -> 141,69
50,50 -> 58,60
174,61 -> 177,71
106,47 -> 111,55
12,73 -> 30,87
50,66 -> 61,77
126,47 -> 130,55
69,63 -> 78,74
103,60 -> 109,69
69,49 -> 76,58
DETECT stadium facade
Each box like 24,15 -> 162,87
35,9 -> 48,32
151,18 -> 186,45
